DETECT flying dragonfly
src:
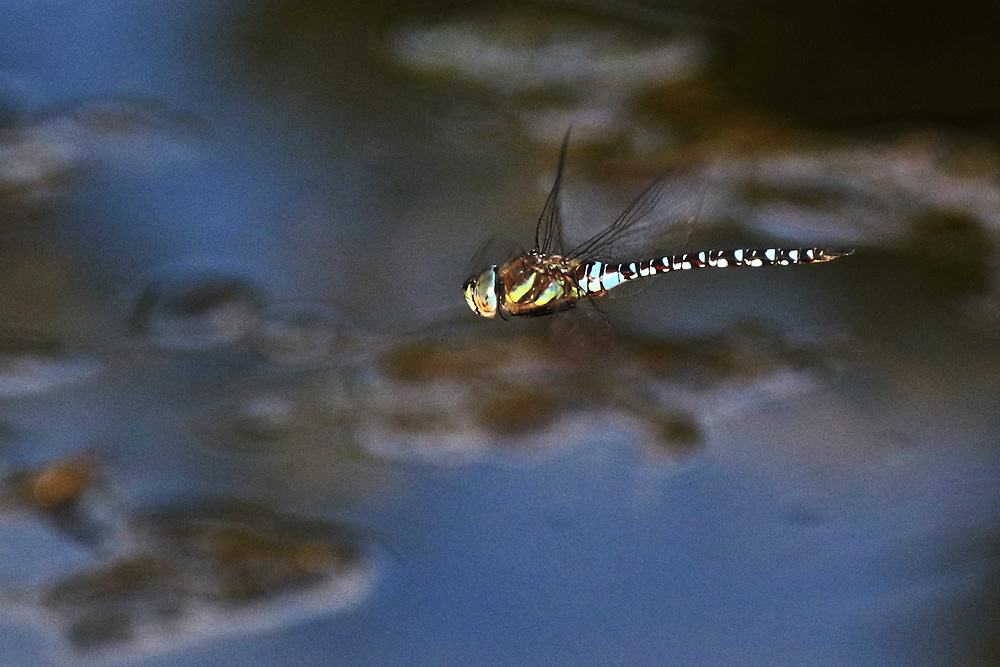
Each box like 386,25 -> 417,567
463,135 -> 852,319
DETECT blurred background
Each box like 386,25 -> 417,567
0,0 -> 998,665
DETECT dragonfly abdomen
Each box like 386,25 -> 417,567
577,248 -> 852,295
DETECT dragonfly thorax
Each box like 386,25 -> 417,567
464,254 -> 586,319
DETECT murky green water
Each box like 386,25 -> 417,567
0,1 -> 998,665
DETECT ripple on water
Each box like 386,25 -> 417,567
249,301 -> 362,366
188,375 -> 359,460
0,330 -> 100,397
128,263 -> 268,350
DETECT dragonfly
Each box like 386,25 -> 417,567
463,135 -> 852,319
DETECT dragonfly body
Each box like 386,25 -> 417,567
466,247 -> 849,319
463,135 -> 852,319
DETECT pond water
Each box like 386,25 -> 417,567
0,1 -> 998,665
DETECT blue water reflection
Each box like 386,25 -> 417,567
0,0 -> 998,666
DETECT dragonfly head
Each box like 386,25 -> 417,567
463,265 -> 499,318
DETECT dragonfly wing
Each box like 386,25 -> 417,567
566,167 -> 707,263
465,235 -> 523,275
534,129 -> 571,255
568,176 -> 664,260
545,294 -> 616,356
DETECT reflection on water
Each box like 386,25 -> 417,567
388,4 -> 710,146
0,330 -> 99,398
0,0 -> 997,665
174,310 -> 840,467
360,323 -> 834,464
190,373 -> 358,460
251,301 -> 360,365
0,452 -> 109,549
129,261 -> 269,351
31,501 -> 374,658
0,99 -> 196,206
3,452 -> 97,513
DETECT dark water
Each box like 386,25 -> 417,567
0,1 -> 998,665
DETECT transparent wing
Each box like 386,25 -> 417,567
534,129 -> 571,255
465,235 -> 523,276
566,176 -> 665,260
565,166 -> 707,263
545,294 -> 616,354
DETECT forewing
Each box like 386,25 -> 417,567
465,235 -> 523,277
534,129 -> 571,255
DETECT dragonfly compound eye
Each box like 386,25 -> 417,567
463,266 -> 499,318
